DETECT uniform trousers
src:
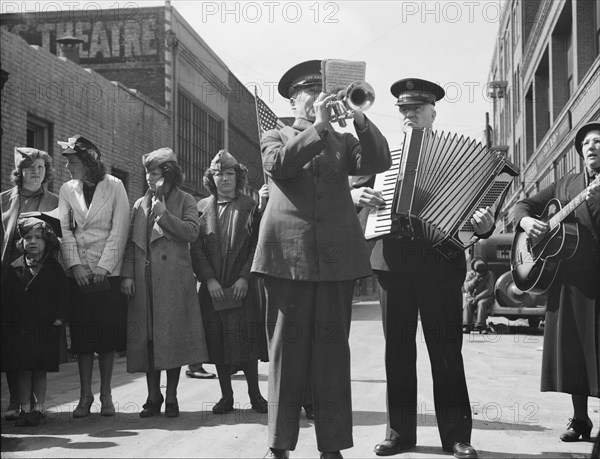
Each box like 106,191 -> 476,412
263,276 -> 354,452
377,270 -> 472,448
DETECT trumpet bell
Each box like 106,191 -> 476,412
346,81 -> 375,112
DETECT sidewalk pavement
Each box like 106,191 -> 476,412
1,300 -> 598,458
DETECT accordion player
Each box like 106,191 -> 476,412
364,127 -> 519,260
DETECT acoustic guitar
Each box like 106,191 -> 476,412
510,177 -> 599,294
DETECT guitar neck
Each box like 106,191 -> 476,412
548,190 -> 587,230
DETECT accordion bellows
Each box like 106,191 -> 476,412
365,128 -> 519,259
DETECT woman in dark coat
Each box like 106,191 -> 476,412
514,121 -> 599,442
190,150 -> 268,415
121,148 -> 208,418
1,147 -> 58,421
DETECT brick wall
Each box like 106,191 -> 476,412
1,7 -> 166,107
227,72 -> 263,192
1,28 -> 172,207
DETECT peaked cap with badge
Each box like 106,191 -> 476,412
17,209 -> 62,238
278,60 -> 322,99
390,78 -> 445,106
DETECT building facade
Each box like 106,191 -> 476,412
488,0 -> 600,231
1,3 -> 263,198
0,27 -> 171,205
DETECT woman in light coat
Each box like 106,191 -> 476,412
121,148 -> 208,418
58,135 -> 130,418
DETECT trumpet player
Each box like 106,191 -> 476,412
251,59 -> 391,459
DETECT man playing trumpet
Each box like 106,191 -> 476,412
252,59 -> 391,459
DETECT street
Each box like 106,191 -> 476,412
1,300 -> 598,458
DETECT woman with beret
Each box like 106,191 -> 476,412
57,135 -> 130,418
121,148 -> 208,418
1,147 -> 58,421
190,150 -> 268,415
514,121 -> 599,442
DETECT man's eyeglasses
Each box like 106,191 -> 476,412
398,104 -> 428,115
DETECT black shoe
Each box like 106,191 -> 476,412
443,442 -> 478,459
462,325 -> 471,334
304,404 -> 315,420
15,410 -> 46,427
165,400 -> 179,418
139,395 -> 164,418
560,418 -> 593,441
263,448 -> 289,459
320,452 -> 343,459
212,397 -> 234,414
374,439 -> 416,456
185,368 -> 216,379
250,395 -> 268,413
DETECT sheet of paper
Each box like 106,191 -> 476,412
322,59 -> 366,94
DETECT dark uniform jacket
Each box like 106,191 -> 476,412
252,117 -> 391,281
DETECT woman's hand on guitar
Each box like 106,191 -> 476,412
586,180 -> 600,203
520,217 -> 549,242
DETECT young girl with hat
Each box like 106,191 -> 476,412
1,213 -> 68,426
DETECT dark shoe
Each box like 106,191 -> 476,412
4,402 -> 21,421
443,442 -> 478,459
374,439 -> 416,456
212,397 -> 234,414
100,394 -> 115,417
462,325 -> 471,334
560,418 -> 593,442
73,395 -> 94,418
186,368 -> 216,379
320,452 -> 343,459
165,400 -> 180,418
15,410 -> 46,427
251,395 -> 268,413
139,395 -> 164,418
263,448 -> 289,459
304,404 -> 315,420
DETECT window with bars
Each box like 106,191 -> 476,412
177,91 -> 223,194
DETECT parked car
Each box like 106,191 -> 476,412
467,232 -> 546,328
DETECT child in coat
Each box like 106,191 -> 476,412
1,213 -> 68,426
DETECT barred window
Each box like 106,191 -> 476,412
177,90 -> 223,194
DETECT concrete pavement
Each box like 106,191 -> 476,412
1,300 -> 598,458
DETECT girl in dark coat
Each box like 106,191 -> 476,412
514,121 -> 599,442
1,214 -> 68,426
191,150 -> 268,415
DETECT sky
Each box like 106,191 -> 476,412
3,1 -> 506,147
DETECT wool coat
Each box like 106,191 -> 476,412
514,171 -> 599,397
122,188 -> 209,373
251,117 -> 391,281
1,186 -> 58,285
58,175 -> 129,277
1,255 -> 69,372
191,193 -> 267,365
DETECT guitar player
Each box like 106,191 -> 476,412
514,121 -> 600,444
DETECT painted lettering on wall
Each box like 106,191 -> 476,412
7,19 -> 159,59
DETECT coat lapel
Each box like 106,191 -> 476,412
200,196 -> 222,277
131,192 -> 152,254
2,187 -> 20,242
572,173 -> 597,239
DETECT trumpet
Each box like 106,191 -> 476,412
327,81 -> 375,127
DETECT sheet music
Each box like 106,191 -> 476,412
321,59 -> 366,94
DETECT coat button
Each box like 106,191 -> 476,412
162,255 -> 167,260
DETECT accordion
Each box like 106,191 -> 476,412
364,128 -> 519,259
